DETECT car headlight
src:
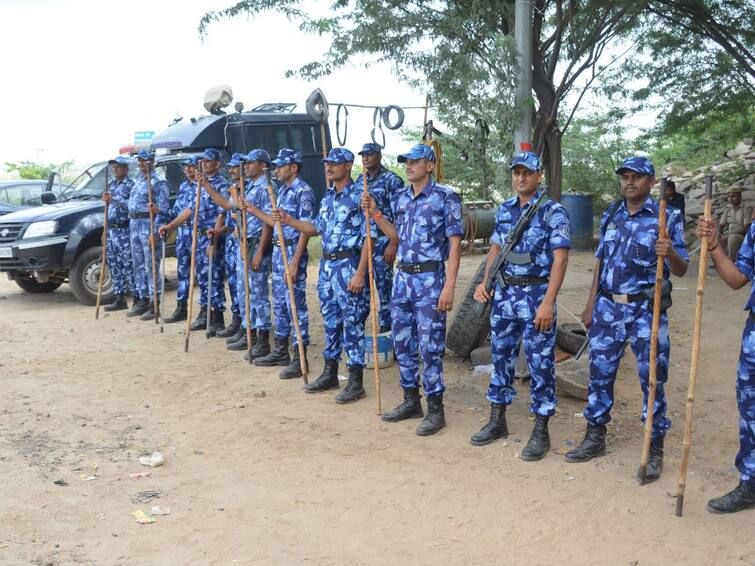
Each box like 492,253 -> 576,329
23,220 -> 58,239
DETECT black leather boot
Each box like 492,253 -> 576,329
381,387 -> 423,422
643,437 -> 664,482
303,357 -> 339,392
139,300 -> 159,321
126,297 -> 149,317
225,327 -> 244,344
470,403 -> 508,446
227,332 -> 248,351
104,294 -> 128,312
216,313 -> 241,338
189,305 -> 208,331
250,329 -> 271,360
521,415 -> 551,461
565,424 -> 607,462
335,365 -> 365,404
164,300 -> 187,323
707,480 -> 755,514
206,309 -> 225,337
280,345 -> 308,380
254,335 -> 290,366
416,393 -> 446,436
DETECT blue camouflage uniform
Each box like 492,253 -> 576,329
237,150 -> 273,332
355,143 -> 404,331
728,224 -> 755,484
105,162 -> 135,297
191,171 -> 229,310
128,152 -> 169,301
271,149 -> 314,347
172,169 -> 196,303
584,183 -> 688,439
311,148 -> 369,367
391,144 -> 463,396
488,183 -> 570,416
223,154 -> 245,318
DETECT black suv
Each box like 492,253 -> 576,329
0,158 -> 181,304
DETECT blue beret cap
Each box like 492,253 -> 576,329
200,148 -> 221,161
358,143 -> 382,156
136,150 -> 154,161
322,147 -> 355,164
509,151 -> 543,171
616,156 -> 655,177
272,148 -> 303,167
181,155 -> 198,167
397,143 -> 436,163
227,152 -> 245,167
108,156 -> 130,166
246,149 -> 272,165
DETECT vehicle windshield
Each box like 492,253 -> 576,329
57,163 -> 108,201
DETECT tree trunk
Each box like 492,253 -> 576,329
542,126 -> 563,201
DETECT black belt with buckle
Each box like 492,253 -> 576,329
397,261 -> 442,274
178,222 -> 191,229
503,275 -> 549,286
108,221 -> 130,229
273,238 -> 296,247
323,249 -> 358,261
599,289 -> 650,305
129,211 -> 150,219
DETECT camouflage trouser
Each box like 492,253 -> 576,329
106,226 -> 134,296
271,244 -> 309,346
129,218 -> 161,300
175,226 -> 191,302
584,295 -> 671,439
318,256 -> 369,367
391,269 -> 446,396
236,240 -> 272,331
225,235 -> 240,315
371,235 -> 394,331
488,283 -> 557,416
735,316 -> 755,482
195,232 -> 225,310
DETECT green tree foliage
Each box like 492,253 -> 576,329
4,160 -> 74,181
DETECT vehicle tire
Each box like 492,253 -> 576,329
469,344 -> 492,367
447,259 -> 491,358
556,322 -> 587,355
70,246 -> 112,306
14,277 -> 62,293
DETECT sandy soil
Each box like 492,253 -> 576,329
1,251 -> 754,565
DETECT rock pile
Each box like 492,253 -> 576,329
662,138 -> 755,224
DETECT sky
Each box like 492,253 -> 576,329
0,0 -> 427,175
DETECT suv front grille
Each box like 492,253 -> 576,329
0,223 -> 24,243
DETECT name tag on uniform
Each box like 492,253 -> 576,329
606,223 -> 617,231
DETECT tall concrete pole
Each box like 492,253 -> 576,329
513,0 -> 533,153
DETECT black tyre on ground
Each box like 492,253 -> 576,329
70,246 -> 113,306
447,259 -> 491,358
556,322 -> 587,355
14,277 -> 62,293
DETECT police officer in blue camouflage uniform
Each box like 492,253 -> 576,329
365,143 -> 463,436
274,148 -> 372,403
226,149 -> 274,359
354,142 -> 404,332
159,149 -> 228,330
164,156 -> 198,323
566,157 -> 689,482
695,216 -> 755,513
127,150 -> 169,320
471,152 -> 570,460
255,149 -> 315,380
102,156 -> 135,311
212,153 -> 245,339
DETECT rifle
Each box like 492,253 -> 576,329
473,190 -> 549,316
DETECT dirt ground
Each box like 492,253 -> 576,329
1,251 -> 754,565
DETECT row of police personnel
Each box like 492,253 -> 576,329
100,145 -> 754,515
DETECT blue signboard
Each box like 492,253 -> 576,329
134,131 -> 155,144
